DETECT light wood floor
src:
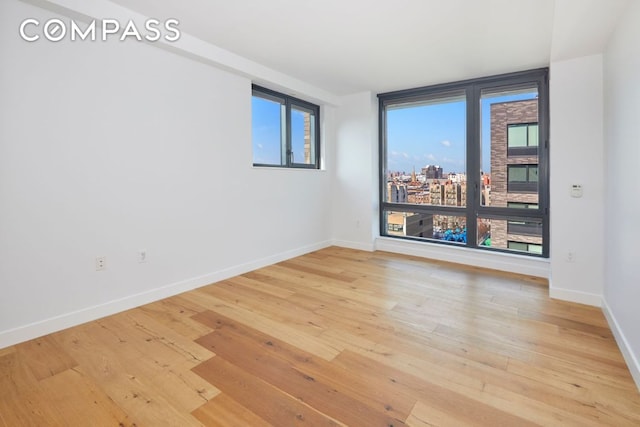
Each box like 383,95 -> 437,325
1,247 -> 639,426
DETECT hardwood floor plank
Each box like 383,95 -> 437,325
192,393 -> 272,427
181,290 -> 342,360
1,247 -> 638,426
53,317 -> 217,425
193,356 -> 343,426
200,279 -> 328,336
406,400 -> 477,427
139,297 -> 214,341
14,335 -> 77,380
333,349 -> 537,427
38,367 -> 134,426
193,310 -> 412,425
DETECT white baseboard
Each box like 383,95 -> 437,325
602,298 -> 640,391
548,286 -> 602,307
375,237 -> 550,278
331,239 -> 375,252
0,240 -> 332,350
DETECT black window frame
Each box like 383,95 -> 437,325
378,68 -> 549,257
251,84 -> 320,169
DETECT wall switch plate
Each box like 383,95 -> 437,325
570,184 -> 583,198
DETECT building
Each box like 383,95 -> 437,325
387,182 -> 408,203
386,212 -> 434,238
422,165 -> 443,179
489,99 -> 543,254
429,182 -> 444,205
444,182 -> 462,206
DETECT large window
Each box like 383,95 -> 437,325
379,69 -> 549,257
252,85 -> 320,169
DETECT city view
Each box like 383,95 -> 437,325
384,89 -> 544,255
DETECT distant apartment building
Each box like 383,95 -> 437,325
387,212 -> 434,238
429,182 -> 444,205
304,113 -> 311,164
489,99 -> 542,254
422,165 -> 443,179
387,182 -> 408,203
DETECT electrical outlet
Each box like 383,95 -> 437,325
96,256 -> 106,271
566,251 -> 575,263
138,250 -> 147,263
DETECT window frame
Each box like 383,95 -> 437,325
378,68 -> 549,257
252,84 -> 320,169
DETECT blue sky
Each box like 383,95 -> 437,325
252,90 -> 537,170
252,97 -> 307,165
387,91 -> 538,174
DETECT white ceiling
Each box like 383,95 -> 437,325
104,0 -> 629,95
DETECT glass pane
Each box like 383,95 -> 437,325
252,95 -> 284,165
508,125 -> 527,147
507,202 -> 539,210
386,92 -> 466,207
384,210 -> 466,244
291,106 -> 315,165
528,124 -> 539,147
508,166 -> 527,182
478,217 -> 543,255
480,86 -> 539,207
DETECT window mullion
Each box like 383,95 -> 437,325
285,100 -> 292,166
466,85 -> 481,249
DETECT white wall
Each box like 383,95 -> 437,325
548,54 -> 605,306
602,0 -> 640,388
331,92 -> 378,250
0,0 -> 332,348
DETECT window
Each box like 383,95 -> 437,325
507,123 -> 538,156
507,202 -> 538,209
507,220 -> 543,236
379,68 -> 549,257
508,123 -> 538,147
508,241 -> 543,255
252,85 -> 320,168
507,165 -> 538,192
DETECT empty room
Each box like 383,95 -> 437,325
1,0 -> 639,425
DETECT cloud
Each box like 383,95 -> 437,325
390,151 -> 410,159
257,143 -> 263,149
440,140 -> 452,147
442,156 -> 464,166
425,153 -> 437,162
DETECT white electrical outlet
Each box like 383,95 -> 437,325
138,250 -> 147,263
96,256 -> 106,271
566,251 -> 575,263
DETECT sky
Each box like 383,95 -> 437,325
252,97 -> 308,165
252,89 -> 537,171
387,90 -> 538,175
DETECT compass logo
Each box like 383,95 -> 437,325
19,18 -> 181,42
